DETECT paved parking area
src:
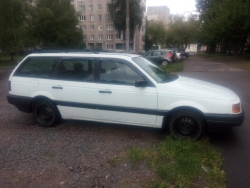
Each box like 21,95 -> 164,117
179,54 -> 250,188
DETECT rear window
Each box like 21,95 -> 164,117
14,57 -> 58,78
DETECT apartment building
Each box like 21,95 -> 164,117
72,0 -> 146,53
147,6 -> 170,28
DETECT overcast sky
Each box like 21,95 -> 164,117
146,0 -> 197,14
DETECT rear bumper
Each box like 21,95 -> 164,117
205,110 -> 244,132
7,94 -> 32,113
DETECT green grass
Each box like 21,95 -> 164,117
160,61 -> 184,73
197,53 -> 250,71
123,136 -> 226,188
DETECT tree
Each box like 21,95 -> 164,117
30,0 -> 84,49
145,20 -> 167,49
107,0 -> 144,40
196,0 -> 250,56
165,15 -> 199,49
0,0 -> 29,59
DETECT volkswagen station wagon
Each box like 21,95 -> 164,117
7,52 -> 244,140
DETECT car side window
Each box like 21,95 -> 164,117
14,57 -> 58,78
100,60 -> 143,85
152,51 -> 160,56
53,58 -> 94,82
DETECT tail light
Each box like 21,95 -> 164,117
166,53 -> 173,58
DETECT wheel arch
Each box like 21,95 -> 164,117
163,106 -> 208,131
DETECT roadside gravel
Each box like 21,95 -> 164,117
0,69 -> 163,188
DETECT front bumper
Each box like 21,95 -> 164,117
205,110 -> 244,132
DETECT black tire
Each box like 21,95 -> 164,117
33,100 -> 59,127
169,111 -> 205,140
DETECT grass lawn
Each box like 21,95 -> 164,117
160,61 -> 184,73
111,136 -> 226,188
197,53 -> 250,71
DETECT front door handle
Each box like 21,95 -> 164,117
52,86 -> 63,89
99,90 -> 112,94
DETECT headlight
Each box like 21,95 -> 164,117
232,103 -> 241,113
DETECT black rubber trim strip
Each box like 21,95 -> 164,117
55,100 -> 167,116
7,94 -> 168,116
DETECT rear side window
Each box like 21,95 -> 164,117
14,57 -> 58,78
53,58 -> 95,82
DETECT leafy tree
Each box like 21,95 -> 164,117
145,20 -> 167,49
30,0 -> 84,49
107,0 -> 144,40
0,0 -> 29,59
165,15 -> 199,49
196,0 -> 250,56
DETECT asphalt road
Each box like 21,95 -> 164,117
179,54 -> 250,188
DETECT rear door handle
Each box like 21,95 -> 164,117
52,86 -> 63,89
99,90 -> 112,94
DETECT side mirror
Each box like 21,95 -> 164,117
135,80 -> 148,87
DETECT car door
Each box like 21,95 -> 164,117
147,51 -> 162,64
50,57 -> 98,120
95,58 -> 158,126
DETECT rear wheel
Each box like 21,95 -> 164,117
161,60 -> 168,66
33,100 -> 59,127
169,111 -> 205,140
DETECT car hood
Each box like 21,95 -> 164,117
158,76 -> 238,101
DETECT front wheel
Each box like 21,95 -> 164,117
161,60 -> 168,66
168,111 -> 205,140
33,100 -> 59,127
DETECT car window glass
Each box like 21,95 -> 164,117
100,60 -> 143,85
54,58 -> 94,82
15,57 -> 58,78
152,51 -> 160,56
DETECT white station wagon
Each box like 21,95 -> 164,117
7,52 -> 244,140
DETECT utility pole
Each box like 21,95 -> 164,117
126,0 -> 129,53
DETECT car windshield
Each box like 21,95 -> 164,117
132,57 -> 179,83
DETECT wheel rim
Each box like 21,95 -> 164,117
37,104 -> 54,122
175,117 -> 197,136
162,61 -> 168,65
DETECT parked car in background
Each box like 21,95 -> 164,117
143,50 -> 176,65
179,48 -> 189,59
163,48 -> 190,60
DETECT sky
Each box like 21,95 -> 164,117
146,0 -> 197,15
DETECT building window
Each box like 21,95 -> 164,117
98,25 -> 103,30
90,35 -> 94,40
107,35 -> 113,40
80,25 -> 86,30
98,35 -> 103,40
97,4 -> 102,10
79,15 -> 86,21
107,25 -> 113,30
98,15 -> 102,21
89,5 -> 93,11
116,43 -> 123,49
106,14 -> 111,20
89,15 -> 94,21
79,5 -> 85,11
116,33 -> 123,40
90,25 -> 94,30
107,44 -> 113,49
